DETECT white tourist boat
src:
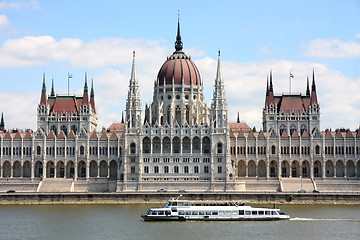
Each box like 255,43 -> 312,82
141,197 -> 290,221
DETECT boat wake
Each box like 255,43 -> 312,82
290,217 -> 360,222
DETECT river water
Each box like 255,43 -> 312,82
0,204 -> 359,240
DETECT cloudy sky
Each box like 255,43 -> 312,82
0,0 -> 359,131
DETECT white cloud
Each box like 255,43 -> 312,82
356,33 -> 360,39
0,14 -> 10,28
0,1 -> 40,10
304,38 -> 360,58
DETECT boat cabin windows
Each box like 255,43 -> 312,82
212,211 -> 218,215
148,210 -> 171,215
265,211 -> 271,215
192,211 -> 199,215
239,210 -> 244,215
258,211 -> 264,215
252,211 -> 257,215
245,211 -> 251,215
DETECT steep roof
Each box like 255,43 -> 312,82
107,123 -> 125,132
68,130 -> 76,139
58,130 -> 66,139
301,129 -> 309,137
229,123 -> 251,132
48,130 -> 56,138
48,95 -> 81,116
281,130 -> 288,137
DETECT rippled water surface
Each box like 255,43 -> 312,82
0,204 -> 359,240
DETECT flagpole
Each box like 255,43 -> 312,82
289,71 -> 291,94
68,72 -> 69,95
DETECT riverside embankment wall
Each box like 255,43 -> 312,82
0,192 -> 359,205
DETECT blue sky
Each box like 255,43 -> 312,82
0,0 -> 359,131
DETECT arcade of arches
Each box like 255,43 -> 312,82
235,159 -> 360,178
0,160 -> 118,179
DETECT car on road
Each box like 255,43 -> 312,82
6,190 -> 15,193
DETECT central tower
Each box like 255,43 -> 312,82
145,19 -> 208,127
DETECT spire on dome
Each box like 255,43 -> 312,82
306,75 -> 310,96
267,70 -> 275,105
51,77 -> 55,97
40,72 -> 47,105
175,13 -> 183,52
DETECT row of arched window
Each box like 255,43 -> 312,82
137,136 -> 216,154
143,165 -> 218,174
230,146 -> 267,155
1,147 -> 32,156
325,146 -> 359,155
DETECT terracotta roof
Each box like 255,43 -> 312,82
58,130 -> 66,139
258,130 -> 266,138
278,96 -> 306,114
48,95 -> 81,116
14,131 -> 22,138
237,130 -> 245,138
291,129 -> 299,137
301,129 -> 309,137
345,130 -> 354,138
68,130 -> 76,139
157,52 -> 201,86
281,130 -> 288,137
107,123 -> 125,132
356,130 -> 360,138
90,130 -> 98,139
110,131 -> 117,139
4,131 -> 11,138
48,130 -> 56,138
229,123 -> 251,132
335,130 -> 343,138
229,131 -> 235,137
325,129 -> 332,138
248,131 -> 255,138
24,131 -> 32,138
100,131 -> 108,139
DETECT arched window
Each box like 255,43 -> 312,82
142,137 -> 151,153
271,145 -> 276,154
192,137 -> 200,153
184,166 -> 189,173
61,125 -> 68,134
315,145 -> 320,155
174,165 -> 179,174
173,137 -> 181,153
50,125 -> 57,134
166,106 -> 171,125
36,146 -> 41,155
152,137 -> 161,153
130,142 -> 136,154
144,166 -> 149,173
279,124 -> 286,135
80,146 -> 85,155
154,166 -> 159,174
194,166 -> 199,173
300,124 -> 307,135
175,106 -> 181,125
164,166 -> 169,174
290,124 -> 296,135
182,137 -> 190,153
217,142 -> 223,154
71,125 -> 77,135
202,137 -> 210,154
162,137 -> 171,153
185,105 -> 190,124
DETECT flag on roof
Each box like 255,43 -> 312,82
290,73 -> 294,78
279,201 -> 285,205
68,73 -> 73,78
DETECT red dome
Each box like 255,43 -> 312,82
157,52 -> 201,86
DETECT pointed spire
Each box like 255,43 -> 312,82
311,69 -> 318,105
267,70 -> 275,105
175,13 -> 183,52
269,70 -> 273,91
266,76 -> 269,96
215,50 -> 223,85
237,111 -> 240,123
82,72 -> 89,106
40,72 -> 47,105
50,77 -> 55,97
90,78 -> 96,112
130,51 -> 137,85
0,112 -> 4,131
306,75 -> 310,96
121,111 -> 124,123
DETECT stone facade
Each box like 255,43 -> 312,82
0,21 -> 359,193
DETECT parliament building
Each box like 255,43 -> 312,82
0,21 -> 359,193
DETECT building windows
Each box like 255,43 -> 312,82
182,137 -> 191,153
192,137 -> 201,153
164,166 -> 169,173
290,124 -> 296,135
173,137 -> 181,153
300,124 -> 307,135
130,166 -> 136,174
163,137 -> 171,153
315,145 -> 320,155
153,137 -> 161,153
184,166 -> 189,173
202,137 -> 210,153
204,166 -> 209,173
217,142 -> 223,154
154,166 -> 159,174
174,166 -> 179,174
143,137 -> 151,153
279,124 -> 286,135
144,166 -> 149,173
36,146 -> 41,155
203,158 -> 210,163
217,166 -> 222,173
130,142 -> 136,154
194,166 -> 199,173
217,158 -> 222,162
